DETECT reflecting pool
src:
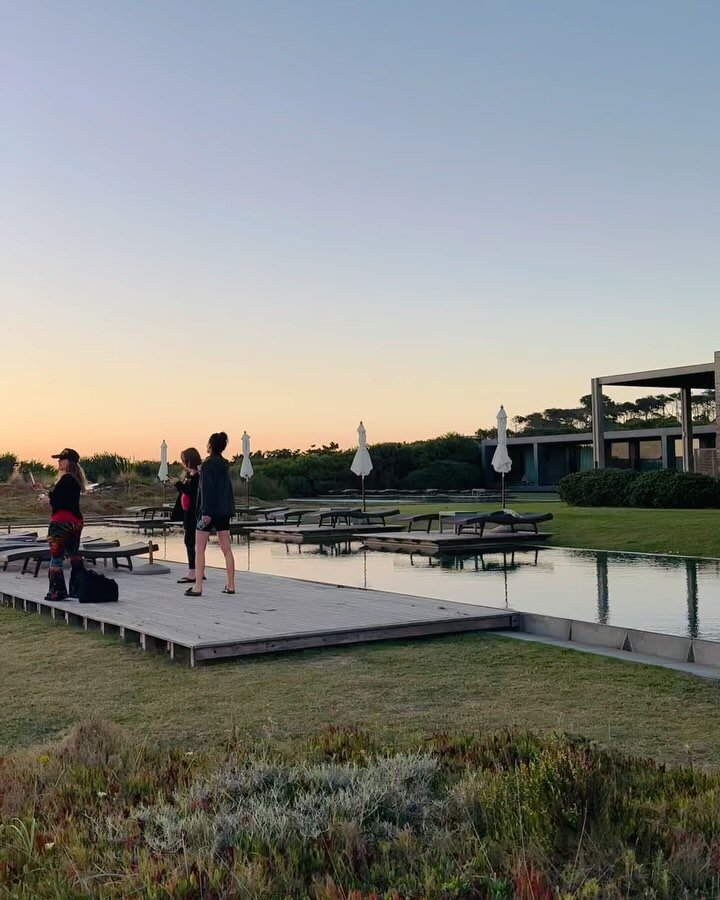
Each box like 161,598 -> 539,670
111,528 -> 720,640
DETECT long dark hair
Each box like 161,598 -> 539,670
208,432 -> 228,456
181,447 -> 202,470
60,461 -> 87,493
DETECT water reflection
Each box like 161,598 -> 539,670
595,553 -> 609,625
686,559 -> 699,638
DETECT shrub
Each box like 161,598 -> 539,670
628,470 -> 720,509
0,452 -> 17,482
560,468 -> 720,508
558,469 -> 639,506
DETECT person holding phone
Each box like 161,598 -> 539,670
32,448 -> 87,601
175,447 -> 202,584
184,432 -> 236,597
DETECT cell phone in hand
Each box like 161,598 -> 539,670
197,517 -> 207,531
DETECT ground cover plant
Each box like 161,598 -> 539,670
4,721 -> 720,898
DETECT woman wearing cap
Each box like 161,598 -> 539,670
32,448 -> 87,601
185,432 -> 236,597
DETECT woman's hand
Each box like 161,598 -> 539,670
31,481 -> 45,492
200,515 -> 211,526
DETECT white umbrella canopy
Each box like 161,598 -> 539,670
240,431 -> 254,480
351,421 -> 373,477
491,406 -> 512,509
351,421 -> 373,510
158,440 -> 169,482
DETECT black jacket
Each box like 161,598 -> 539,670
197,455 -> 235,518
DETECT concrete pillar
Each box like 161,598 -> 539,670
591,378 -> 606,469
680,387 -> 694,473
660,435 -> 669,470
533,442 -> 540,485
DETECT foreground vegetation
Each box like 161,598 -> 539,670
5,720 -> 720,898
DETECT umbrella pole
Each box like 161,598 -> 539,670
245,478 -> 249,509
362,475 -> 366,512
501,473 -> 505,510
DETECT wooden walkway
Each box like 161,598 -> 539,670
0,559 -> 517,666
361,530 -> 551,555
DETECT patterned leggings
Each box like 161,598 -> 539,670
47,519 -> 84,599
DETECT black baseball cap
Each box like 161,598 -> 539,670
51,448 -> 80,463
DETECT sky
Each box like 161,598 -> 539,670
3,0 -> 720,461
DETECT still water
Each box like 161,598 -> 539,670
113,528 -> 720,641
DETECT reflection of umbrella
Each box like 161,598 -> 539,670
491,406 -> 512,509
350,421 -> 373,511
240,431 -> 253,508
158,440 -> 169,482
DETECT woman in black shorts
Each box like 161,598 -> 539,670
185,432 -> 236,597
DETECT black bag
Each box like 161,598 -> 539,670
78,569 -> 119,604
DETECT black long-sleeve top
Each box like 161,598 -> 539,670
177,471 -> 200,525
49,474 -> 82,520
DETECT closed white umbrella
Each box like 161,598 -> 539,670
240,431 -> 253,508
351,421 -> 373,510
491,406 -> 512,510
158,440 -> 169,482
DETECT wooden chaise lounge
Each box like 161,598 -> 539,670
349,508 -> 400,526
450,511 -> 554,536
318,508 -> 362,527
82,541 -> 158,570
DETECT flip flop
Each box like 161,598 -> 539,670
222,588 -> 235,594
184,588 -> 202,597
177,577 -> 194,583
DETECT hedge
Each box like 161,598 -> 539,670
558,468 -> 720,508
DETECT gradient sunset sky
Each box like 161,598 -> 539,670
4,1 -> 720,462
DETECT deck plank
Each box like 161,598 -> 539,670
0,559 -> 516,665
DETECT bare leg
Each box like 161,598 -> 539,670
194,530 -> 210,593
217,530 -> 235,591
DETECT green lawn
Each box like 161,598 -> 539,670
3,605 -> 720,767
396,501 -> 720,557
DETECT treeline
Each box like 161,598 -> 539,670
245,433 -> 483,497
0,435 -> 486,498
0,452 -> 181,485
509,390 -> 716,436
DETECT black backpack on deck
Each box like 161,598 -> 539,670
78,569 -> 119,604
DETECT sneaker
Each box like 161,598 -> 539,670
44,592 -> 68,602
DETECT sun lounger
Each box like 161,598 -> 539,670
318,508 -> 361,527
454,511 -> 553,536
395,513 -> 440,533
349,508 -> 400,526
271,508 -> 319,525
0,546 -> 51,576
254,507 -> 290,521
82,541 -> 158,570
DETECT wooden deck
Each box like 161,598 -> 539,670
0,559 -> 517,666
248,524 -> 397,544
360,530 -> 551,555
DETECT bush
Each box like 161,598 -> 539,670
0,452 -> 17,482
558,469 -> 639,506
560,468 -> 720,508
628,470 -> 720,509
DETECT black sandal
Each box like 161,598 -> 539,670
184,588 -> 202,597
222,587 -> 235,594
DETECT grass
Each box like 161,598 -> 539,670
396,501 -> 720,557
3,605 -> 720,768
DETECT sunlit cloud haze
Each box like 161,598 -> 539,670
3,1 -> 720,462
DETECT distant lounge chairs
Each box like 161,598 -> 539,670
318,508 -> 361,527
349,508 -> 400,526
447,511 -> 554,536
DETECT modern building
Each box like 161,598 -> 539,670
480,352 -> 719,487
